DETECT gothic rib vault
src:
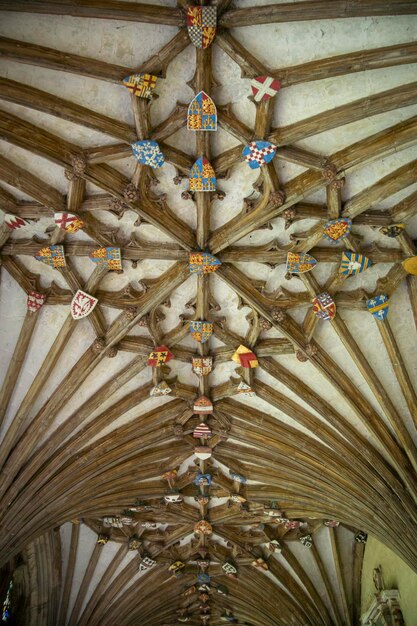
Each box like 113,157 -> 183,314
0,1 -> 417,625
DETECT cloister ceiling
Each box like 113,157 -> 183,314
0,1 -> 417,625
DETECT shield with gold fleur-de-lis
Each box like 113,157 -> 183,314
190,320 -> 213,343
35,245 -> 66,269
188,91 -> 217,131
366,294 -> 389,320
189,252 -> 221,275
286,252 -> 317,274
89,247 -> 122,271
186,6 -> 217,49
323,218 -> 352,243
192,356 -> 213,376
189,157 -> 216,192
122,73 -> 157,99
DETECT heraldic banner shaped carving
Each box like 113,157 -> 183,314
122,73 -> 157,99
186,6 -> 217,49
250,76 -> 281,102
54,212 -> 84,233
339,252 -> 372,275
312,292 -> 336,321
132,140 -> 165,168
70,290 -> 98,320
286,252 -> 317,274
242,141 -> 277,169
323,217 -> 352,243
187,91 -> 217,131
89,247 -> 122,271
189,320 -> 213,343
189,157 -> 216,192
35,245 -> 66,268
189,252 -> 221,274
367,294 -> 389,320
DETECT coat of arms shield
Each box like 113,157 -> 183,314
189,157 -> 216,192
322,217 -> 352,243
193,423 -> 212,439
150,381 -> 172,396
402,256 -> 417,275
379,223 -> 405,238
286,252 -> 317,274
189,252 -> 221,275
89,247 -> 122,271
366,294 -> 389,320
147,346 -> 173,367
132,140 -> 165,168
192,356 -> 213,376
194,446 -> 212,460
312,292 -> 336,321
237,381 -> 255,396
194,396 -> 213,414
232,345 -> 259,368
187,91 -> 217,131
70,290 -> 98,320
122,73 -> 157,99
190,320 -> 213,343
242,141 -> 276,169
4,214 -> 31,230
339,252 -> 372,275
27,291 -> 46,312
250,76 -> 281,102
186,6 -> 216,49
35,245 -> 66,269
54,212 -> 84,233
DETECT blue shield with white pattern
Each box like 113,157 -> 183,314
366,294 -> 389,320
132,140 -> 164,168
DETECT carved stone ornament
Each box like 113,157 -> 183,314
355,530 -> 368,543
128,535 -> 142,550
269,189 -> 286,207
124,183 -> 139,202
321,162 -> 338,181
92,337 -> 106,353
71,153 -> 87,175
194,520 -> 213,535
97,533 -> 109,545
271,307 -> 286,323
259,317 -> 272,331
124,306 -> 138,320
296,350 -> 308,363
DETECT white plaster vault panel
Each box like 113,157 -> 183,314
0,2 -> 417,617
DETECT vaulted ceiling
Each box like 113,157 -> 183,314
0,1 -> 417,625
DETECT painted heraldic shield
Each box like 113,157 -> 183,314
187,6 -> 216,49
54,212 -> 84,233
132,140 -> 165,168
27,291 -> 46,312
4,214 -> 30,229
312,292 -> 336,321
190,320 -> 213,343
189,252 -> 221,275
339,252 -> 372,275
194,396 -> 213,414
122,73 -> 157,99
286,252 -> 317,274
366,294 -> 389,320
188,91 -> 217,131
35,245 -> 66,269
250,76 -> 281,102
322,217 -> 352,243
189,157 -> 216,192
147,346 -> 173,367
70,290 -> 98,320
232,345 -> 259,368
242,141 -> 276,169
89,247 -> 122,271
192,356 -> 213,376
